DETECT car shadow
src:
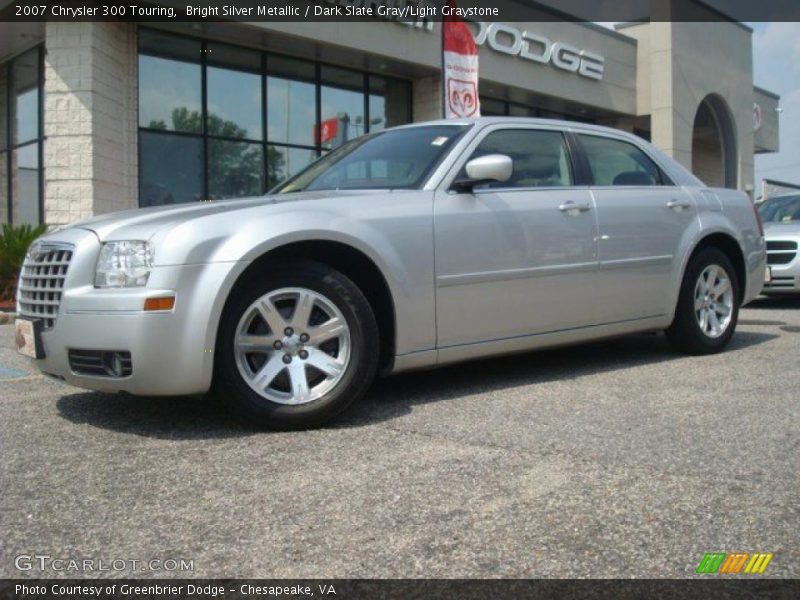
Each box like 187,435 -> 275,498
56,330 -> 778,439
334,329 -> 778,429
747,295 -> 800,310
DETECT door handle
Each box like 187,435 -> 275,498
559,201 -> 592,213
667,199 -> 692,210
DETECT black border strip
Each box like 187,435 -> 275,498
1,578 -> 800,600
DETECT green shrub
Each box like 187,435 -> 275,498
0,223 -> 49,303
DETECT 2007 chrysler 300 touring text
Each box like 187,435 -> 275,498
15,118 -> 767,428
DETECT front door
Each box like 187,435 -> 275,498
434,127 -> 598,348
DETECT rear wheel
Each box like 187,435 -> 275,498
215,260 -> 379,429
666,247 -> 739,354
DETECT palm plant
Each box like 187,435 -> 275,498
0,223 -> 49,303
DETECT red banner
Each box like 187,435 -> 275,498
314,117 -> 339,144
442,0 -> 480,119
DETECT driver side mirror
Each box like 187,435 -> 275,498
451,154 -> 513,193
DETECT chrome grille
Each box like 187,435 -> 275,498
766,240 -> 798,266
17,243 -> 74,329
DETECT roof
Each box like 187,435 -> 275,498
395,117 -> 644,141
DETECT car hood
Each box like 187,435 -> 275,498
69,190 -> 377,241
763,221 -> 800,238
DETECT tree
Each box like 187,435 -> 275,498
146,108 -> 287,198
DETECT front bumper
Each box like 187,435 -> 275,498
762,236 -> 800,294
22,228 -> 241,396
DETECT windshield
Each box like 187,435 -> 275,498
758,194 -> 800,223
274,125 -> 470,193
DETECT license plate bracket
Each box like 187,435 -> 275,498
15,317 -> 45,359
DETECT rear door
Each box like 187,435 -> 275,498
575,133 -> 696,322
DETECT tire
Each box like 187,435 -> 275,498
666,247 -> 740,355
214,259 -> 379,429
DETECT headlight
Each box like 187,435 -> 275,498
94,241 -> 153,288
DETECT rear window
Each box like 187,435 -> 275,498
579,134 -> 664,187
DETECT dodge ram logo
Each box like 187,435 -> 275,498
448,79 -> 479,118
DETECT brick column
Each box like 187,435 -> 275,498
44,22 -> 137,225
413,75 -> 443,122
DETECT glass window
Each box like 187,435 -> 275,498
267,55 -> 316,148
578,134 -> 662,186
207,43 -> 262,141
207,67 -> 262,140
2,47 -> 43,224
138,33 -> 201,133
0,65 -> 8,151
509,104 -> 537,117
267,75 -> 316,147
321,66 -> 364,150
139,131 -> 203,206
207,42 -> 261,72
12,49 -> 39,146
267,144 -> 318,190
758,194 -> 800,223
479,97 -> 506,116
369,76 -> 411,132
139,28 -> 200,62
0,152 -> 8,223
136,30 -> 414,206
209,139 -> 264,199
276,125 -> 469,193
11,143 -> 40,224
461,129 -> 573,188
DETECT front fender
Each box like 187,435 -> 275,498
153,198 -> 436,369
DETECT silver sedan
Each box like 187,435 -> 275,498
16,118 -> 767,428
759,194 -> 800,294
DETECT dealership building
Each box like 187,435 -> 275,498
0,3 -> 780,225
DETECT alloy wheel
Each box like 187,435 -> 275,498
233,287 -> 351,405
693,264 -> 734,338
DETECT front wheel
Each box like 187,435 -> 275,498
666,247 -> 740,355
214,260 -> 379,429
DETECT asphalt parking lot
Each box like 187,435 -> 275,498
1,297 -> 798,579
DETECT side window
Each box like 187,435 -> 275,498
578,134 -> 663,187
460,129 -> 573,189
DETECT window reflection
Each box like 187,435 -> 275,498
138,30 -> 202,135
209,140 -> 264,198
0,66 -> 8,151
267,145 -> 317,189
2,47 -> 43,224
139,131 -> 203,206
207,44 -> 262,142
509,104 -> 537,117
139,54 -> 202,133
369,77 -> 410,131
267,55 -> 316,148
267,76 -> 316,147
136,29 -> 413,206
0,153 -> 7,223
12,49 -> 39,146
208,68 -> 262,141
321,66 -> 364,150
11,144 -> 40,224
479,97 -> 507,116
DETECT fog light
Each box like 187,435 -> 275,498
143,296 -> 175,311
